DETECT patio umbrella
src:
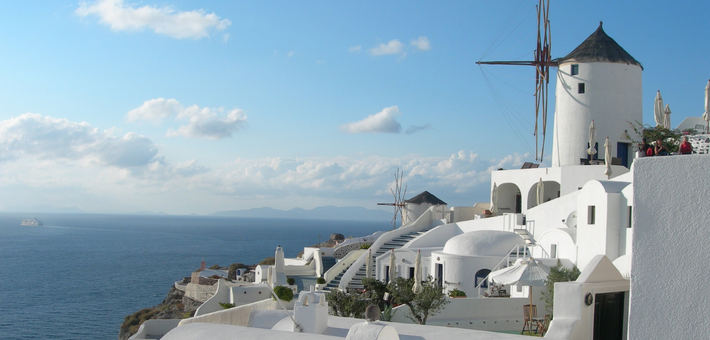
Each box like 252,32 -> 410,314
267,266 -> 273,287
664,104 -> 672,130
412,250 -> 422,293
587,120 -> 597,157
704,80 -> 710,133
604,137 -> 612,179
388,250 -> 396,284
654,90 -> 665,127
491,183 -> 498,215
536,178 -> 544,206
365,248 -> 372,279
489,257 -> 550,320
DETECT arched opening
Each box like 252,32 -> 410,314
496,183 -> 521,214
475,269 -> 491,288
526,181 -> 562,209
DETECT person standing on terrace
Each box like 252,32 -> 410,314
679,136 -> 693,154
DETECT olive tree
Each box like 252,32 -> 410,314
387,276 -> 449,325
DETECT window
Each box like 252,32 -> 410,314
551,244 -> 557,258
588,205 -> 596,224
571,64 -> 579,75
475,269 -> 491,288
627,206 -> 633,228
578,83 -> 586,94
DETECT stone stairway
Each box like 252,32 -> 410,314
321,256 -> 337,272
321,262 -> 354,292
345,227 -> 434,290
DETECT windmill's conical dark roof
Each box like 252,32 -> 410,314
559,22 -> 642,69
405,191 -> 447,205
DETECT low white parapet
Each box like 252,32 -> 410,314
345,322 -> 400,340
129,319 -> 181,340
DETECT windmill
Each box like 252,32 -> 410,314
377,168 -> 407,230
476,0 -> 555,162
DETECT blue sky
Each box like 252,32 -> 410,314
0,0 -> 708,215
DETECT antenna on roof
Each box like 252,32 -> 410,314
377,168 -> 407,230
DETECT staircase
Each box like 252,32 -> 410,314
345,227 -> 434,290
321,256 -> 337,272
514,229 -> 534,244
321,262 -> 354,291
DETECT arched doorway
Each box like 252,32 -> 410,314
526,180 -> 561,209
475,269 -> 491,288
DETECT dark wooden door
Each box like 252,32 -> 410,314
593,292 -> 625,340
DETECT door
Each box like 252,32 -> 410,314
515,194 -> 522,213
617,142 -> 629,168
435,263 -> 443,287
593,292 -> 625,340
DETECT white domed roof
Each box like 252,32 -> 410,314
443,231 -> 525,257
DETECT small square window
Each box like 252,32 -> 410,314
578,83 -> 586,94
588,205 -> 596,225
571,64 -> 579,75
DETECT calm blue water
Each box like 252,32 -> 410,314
0,213 -> 387,340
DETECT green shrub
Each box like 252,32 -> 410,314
273,286 -> 294,302
317,277 -> 326,284
287,277 -> 296,285
360,243 -> 371,249
542,260 -> 581,317
448,288 -> 466,298
219,302 -> 235,309
259,257 -> 275,265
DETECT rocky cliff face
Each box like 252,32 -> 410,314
118,286 -> 202,340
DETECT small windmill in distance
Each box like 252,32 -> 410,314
377,168 -> 407,230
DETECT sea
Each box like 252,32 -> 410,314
0,212 -> 388,340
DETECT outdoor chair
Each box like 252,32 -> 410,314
522,304 -> 544,334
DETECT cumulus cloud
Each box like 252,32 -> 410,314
126,98 -> 247,139
369,39 -> 405,56
75,0 -> 231,39
410,36 -> 430,51
340,106 -> 402,134
168,108 -> 247,139
348,45 -> 361,53
0,113 -> 158,168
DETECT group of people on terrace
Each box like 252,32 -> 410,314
638,136 -> 693,156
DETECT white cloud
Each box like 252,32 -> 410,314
340,106 -> 402,134
0,113 -> 159,168
126,98 -> 182,124
75,0 -> 231,39
369,39 -> 405,56
127,99 -> 247,139
287,51 -> 295,58
168,107 -> 247,139
410,36 -> 431,51
348,45 -> 361,53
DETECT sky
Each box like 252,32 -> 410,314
0,0 -> 708,215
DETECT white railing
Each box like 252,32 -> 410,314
321,249 -> 366,286
474,244 -> 551,297
338,206 -> 445,290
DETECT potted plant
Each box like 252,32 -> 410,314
316,277 -> 327,290
448,288 -> 467,298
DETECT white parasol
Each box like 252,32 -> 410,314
365,248 -> 372,279
587,120 -> 597,156
489,257 -> 550,318
491,183 -> 498,215
412,250 -> 422,293
654,90 -> 665,127
664,104 -> 672,130
704,80 -> 710,134
536,178 -> 544,206
388,250 -> 396,284
604,137 -> 612,179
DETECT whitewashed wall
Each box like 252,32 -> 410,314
629,155 -> 710,340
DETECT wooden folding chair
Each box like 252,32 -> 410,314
522,304 -> 539,334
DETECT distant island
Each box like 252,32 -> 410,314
211,205 -> 392,221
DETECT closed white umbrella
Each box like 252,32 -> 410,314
489,257 -> 550,320
587,120 -> 597,157
365,249 -> 372,279
536,178 -> 544,206
267,266 -> 273,287
491,183 -> 498,215
654,90 -> 665,127
704,80 -> 710,133
412,250 -> 422,293
604,137 -> 613,179
664,104 -> 672,130
388,250 -> 397,284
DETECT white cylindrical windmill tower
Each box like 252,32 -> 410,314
552,22 -> 643,168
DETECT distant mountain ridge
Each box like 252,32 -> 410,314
211,205 -> 392,221
3,205 -> 84,214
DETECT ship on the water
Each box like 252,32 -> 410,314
20,218 -> 43,226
